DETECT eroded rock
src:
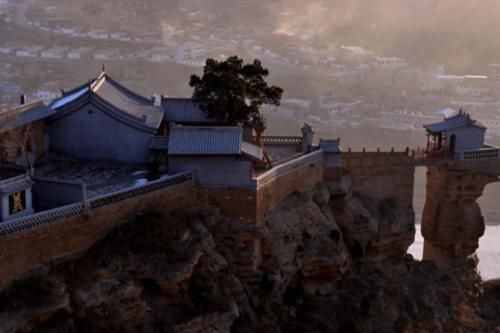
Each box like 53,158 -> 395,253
0,177 -> 496,333
422,165 -> 496,267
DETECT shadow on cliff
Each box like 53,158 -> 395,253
0,180 -> 498,332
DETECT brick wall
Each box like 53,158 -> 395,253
324,167 -> 342,181
0,152 -> 330,286
198,156 -> 326,223
342,152 -> 415,208
0,182 -> 195,287
200,187 -> 258,223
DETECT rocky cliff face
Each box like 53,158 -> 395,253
0,178 -> 497,332
422,165 -> 497,267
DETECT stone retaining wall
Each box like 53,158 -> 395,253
0,150 -> 332,287
200,186 -> 258,223
0,180 -> 195,287
342,151 -> 415,208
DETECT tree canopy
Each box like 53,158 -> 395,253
189,56 -> 283,128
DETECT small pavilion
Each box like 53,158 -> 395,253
423,109 -> 486,157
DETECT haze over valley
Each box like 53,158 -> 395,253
2,1 -> 500,219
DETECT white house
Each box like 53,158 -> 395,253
41,47 -> 69,59
93,48 -> 120,61
16,46 -> 44,58
373,57 -> 408,70
67,47 -> 92,60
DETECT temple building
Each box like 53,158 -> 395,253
49,72 -> 164,164
423,110 -> 486,157
168,126 -> 263,187
0,70 -> 339,223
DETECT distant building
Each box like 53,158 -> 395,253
40,47 -> 69,59
0,46 -> 11,55
88,30 -> 110,40
420,75 -> 493,97
175,42 -> 207,64
16,46 -> 44,58
67,47 -> 92,60
93,48 -> 120,61
373,56 -> 408,70
149,47 -> 172,62
34,90 -> 59,101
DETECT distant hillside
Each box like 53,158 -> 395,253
28,0 -> 500,71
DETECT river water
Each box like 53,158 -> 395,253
409,168 -> 500,280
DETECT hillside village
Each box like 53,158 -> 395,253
3,0 -> 500,151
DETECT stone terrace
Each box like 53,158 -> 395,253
35,160 -> 154,198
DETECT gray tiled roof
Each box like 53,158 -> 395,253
168,127 -> 242,155
162,98 -> 216,123
0,100 -> 56,132
424,112 -> 486,134
50,73 -> 164,130
93,75 -> 164,128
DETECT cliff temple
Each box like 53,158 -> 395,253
0,70 -> 499,289
0,70 -> 340,225
423,109 -> 486,157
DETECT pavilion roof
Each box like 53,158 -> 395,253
423,111 -> 486,134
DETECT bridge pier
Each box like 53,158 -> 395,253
421,164 -> 497,268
